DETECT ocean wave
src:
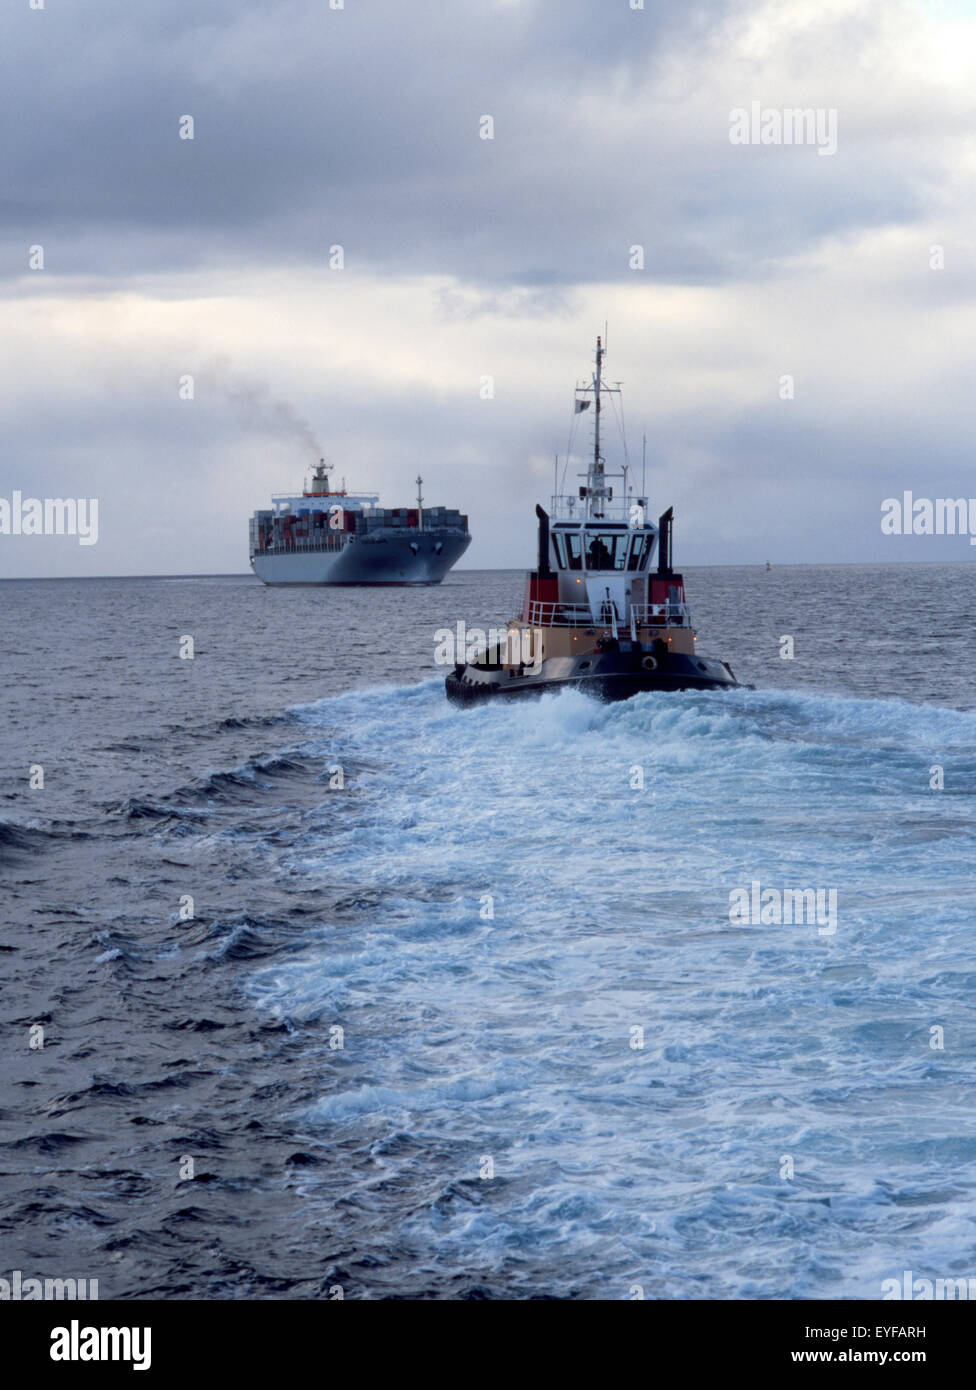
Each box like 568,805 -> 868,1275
0,818 -> 53,858
245,680 -> 976,1297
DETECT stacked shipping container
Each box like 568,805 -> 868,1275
250,506 -> 468,554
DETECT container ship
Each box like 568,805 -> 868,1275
249,459 -> 471,585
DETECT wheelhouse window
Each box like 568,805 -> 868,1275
585,532 -> 628,570
565,534 -> 582,570
627,535 -> 653,571
552,533 -> 568,569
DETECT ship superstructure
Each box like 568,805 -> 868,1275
250,459 -> 470,585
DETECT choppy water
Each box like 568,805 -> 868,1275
2,564 -> 976,1299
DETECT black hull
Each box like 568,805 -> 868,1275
445,646 -> 749,705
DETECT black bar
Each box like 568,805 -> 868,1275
2,1298 -> 966,1376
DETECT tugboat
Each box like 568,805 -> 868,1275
445,337 -> 747,704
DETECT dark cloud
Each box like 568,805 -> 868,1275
0,0 -> 933,286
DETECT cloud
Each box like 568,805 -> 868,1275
7,0 -> 962,285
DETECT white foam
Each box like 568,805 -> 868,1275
250,682 -> 976,1296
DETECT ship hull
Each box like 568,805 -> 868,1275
251,531 -> 470,586
445,646 -> 747,704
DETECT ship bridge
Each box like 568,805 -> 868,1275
270,457 -> 379,516
269,490 -> 379,516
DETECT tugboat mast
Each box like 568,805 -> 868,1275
592,335 -> 604,514
555,334 -> 624,522
587,335 -> 617,519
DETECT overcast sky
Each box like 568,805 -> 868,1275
2,0 -> 975,576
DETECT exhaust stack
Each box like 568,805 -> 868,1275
657,507 -> 674,576
536,504 -> 552,577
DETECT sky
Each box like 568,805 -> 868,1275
2,0 -> 976,576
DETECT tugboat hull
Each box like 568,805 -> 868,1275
445,645 -> 745,705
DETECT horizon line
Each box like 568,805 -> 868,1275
1,558 -> 975,582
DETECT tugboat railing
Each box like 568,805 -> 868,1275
525,600 -> 692,627
525,602 -> 597,626
630,602 -> 693,626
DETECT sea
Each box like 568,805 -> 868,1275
2,562 -> 976,1300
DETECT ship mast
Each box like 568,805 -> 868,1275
566,334 -> 622,521
592,335 -> 603,495
587,335 -> 612,519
